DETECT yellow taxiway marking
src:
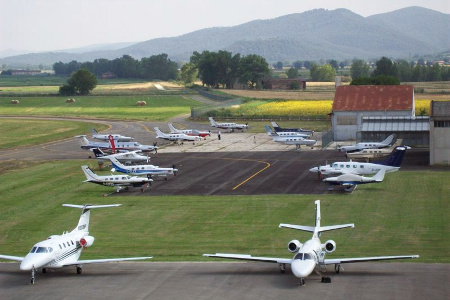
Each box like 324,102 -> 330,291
232,160 -> 271,190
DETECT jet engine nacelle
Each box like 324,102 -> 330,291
79,236 -> 95,248
322,240 -> 336,253
288,240 -> 302,253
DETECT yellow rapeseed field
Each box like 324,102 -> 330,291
253,100 -> 332,117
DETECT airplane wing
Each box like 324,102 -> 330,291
324,255 -> 419,265
0,254 -> 24,262
63,256 -> 152,266
203,253 -> 291,264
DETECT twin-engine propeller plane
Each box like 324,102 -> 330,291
204,200 -> 418,286
168,123 -> 211,138
81,165 -> 153,192
322,167 -> 386,191
271,121 -> 314,136
338,134 -> 395,153
90,128 -> 134,142
0,204 -> 152,284
154,127 -> 201,143
209,117 -> 249,132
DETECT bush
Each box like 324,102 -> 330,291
59,84 -> 76,96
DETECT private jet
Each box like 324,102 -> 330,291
309,146 -> 407,177
168,123 -> 211,138
81,165 -> 152,192
109,156 -> 178,179
154,127 -> 201,143
264,125 -> 316,149
209,117 -> 248,132
90,128 -> 134,142
204,200 -> 418,286
90,148 -> 150,164
271,122 -> 314,136
75,135 -> 157,153
0,204 -> 152,284
338,134 -> 395,153
322,167 -> 386,191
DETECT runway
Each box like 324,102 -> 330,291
0,262 -> 448,300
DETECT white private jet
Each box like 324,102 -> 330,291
204,200 -> 418,286
0,204 -> 152,284
90,128 -> 134,142
271,122 -> 314,136
168,123 -> 211,138
90,148 -> 150,164
154,127 -> 201,143
264,125 -> 316,149
322,167 -> 386,191
75,135 -> 157,153
309,146 -> 408,177
109,156 -> 178,179
81,165 -> 153,192
209,117 -> 249,132
338,134 -> 395,153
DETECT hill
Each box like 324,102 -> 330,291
1,7 -> 449,68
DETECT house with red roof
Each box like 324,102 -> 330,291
331,85 -> 415,141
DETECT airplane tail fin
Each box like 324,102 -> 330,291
279,200 -> 354,238
378,146 -> 408,167
264,125 -> 275,136
63,204 -> 121,233
381,134 -> 395,146
91,148 -> 105,158
81,165 -> 100,182
209,117 -> 218,127
154,127 -> 165,138
168,123 -> 178,133
75,135 -> 89,146
271,121 -> 280,130
90,128 -> 98,135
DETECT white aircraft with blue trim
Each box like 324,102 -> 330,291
109,156 -> 178,179
338,134 -> 395,153
209,117 -> 249,132
204,200 -> 418,286
0,204 -> 152,284
90,128 -> 134,142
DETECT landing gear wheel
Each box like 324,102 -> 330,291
335,264 -> 341,274
280,264 -> 285,273
299,278 -> 305,286
76,266 -> 82,274
31,267 -> 36,284
31,277 -> 35,285
321,276 -> 331,283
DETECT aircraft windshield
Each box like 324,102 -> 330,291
33,247 -> 53,253
294,253 -> 315,261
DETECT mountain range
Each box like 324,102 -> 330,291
1,6 -> 449,68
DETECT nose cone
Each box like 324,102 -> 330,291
291,260 -> 316,278
20,254 -> 49,270
20,255 -> 35,271
309,167 -> 319,173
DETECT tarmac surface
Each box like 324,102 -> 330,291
0,117 -> 447,299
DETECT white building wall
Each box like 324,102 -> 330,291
430,127 -> 450,165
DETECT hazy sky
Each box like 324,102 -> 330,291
1,0 -> 449,52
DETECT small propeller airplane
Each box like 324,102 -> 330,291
81,165 -> 153,192
168,123 -> 211,138
338,134 -> 395,153
345,140 -> 408,161
109,156 -> 178,179
154,127 -> 201,143
322,167 -> 386,191
264,125 -> 316,149
204,200 -> 418,286
209,117 -> 249,132
0,204 -> 152,284
309,146 -> 408,178
271,121 -> 314,136
90,128 -> 134,142
75,135 -> 157,153
265,125 -> 311,138
90,148 -> 150,164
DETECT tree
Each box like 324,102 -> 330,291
396,60 -> 412,82
310,64 -> 336,82
350,60 -> 370,80
274,61 -> 283,70
180,62 -> 198,86
286,67 -> 299,79
67,68 -> 98,95
373,57 -> 397,77
293,61 -> 303,69
328,60 -> 339,71
239,54 -> 270,88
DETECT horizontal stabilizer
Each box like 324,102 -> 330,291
63,204 -> 121,209
279,224 -> 316,232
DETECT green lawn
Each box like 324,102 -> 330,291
0,160 -> 447,263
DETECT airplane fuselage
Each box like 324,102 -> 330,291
311,161 -> 398,176
290,238 -> 321,279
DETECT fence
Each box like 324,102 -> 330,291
321,129 -> 334,149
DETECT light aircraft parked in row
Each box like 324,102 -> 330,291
309,146 -> 407,177
204,200 -> 418,286
322,167 -> 386,191
168,123 -> 211,138
345,140 -> 408,161
109,156 -> 178,179
155,127 -> 201,143
81,165 -> 152,192
75,135 -> 157,153
91,148 -> 150,164
265,125 -> 311,138
90,128 -> 134,142
338,134 -> 395,153
264,125 -> 316,149
271,121 -> 314,136
0,204 -> 152,284
209,117 -> 249,132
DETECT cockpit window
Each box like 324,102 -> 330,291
303,253 -> 314,260
294,253 -> 314,260
35,247 -> 49,253
29,247 -> 37,253
294,253 -> 303,260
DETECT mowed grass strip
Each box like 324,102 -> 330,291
0,119 -> 108,149
0,160 -> 447,263
0,95 -> 204,121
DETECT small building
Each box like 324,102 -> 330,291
11,70 -> 42,76
331,85 -> 415,141
101,72 -> 116,79
263,78 -> 306,90
429,101 -> 450,166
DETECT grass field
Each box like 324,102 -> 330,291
0,160 -> 447,263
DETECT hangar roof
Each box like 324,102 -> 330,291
333,85 -> 414,112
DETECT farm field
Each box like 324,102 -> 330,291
0,160 -> 447,263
